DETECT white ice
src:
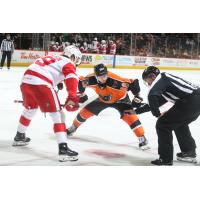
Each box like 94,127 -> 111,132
0,67 -> 200,166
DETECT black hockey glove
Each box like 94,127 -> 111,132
57,83 -> 64,90
132,95 -> 143,108
77,92 -> 88,103
135,103 -> 151,114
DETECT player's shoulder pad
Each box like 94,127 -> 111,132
86,73 -> 96,78
107,71 -> 131,83
79,73 -> 96,80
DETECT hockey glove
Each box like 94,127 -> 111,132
57,82 -> 64,90
135,103 -> 151,114
77,92 -> 88,103
132,95 -> 143,108
65,96 -> 79,112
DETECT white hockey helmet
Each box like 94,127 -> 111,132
63,45 -> 82,66
65,42 -> 70,46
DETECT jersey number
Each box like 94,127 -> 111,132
35,55 -> 60,67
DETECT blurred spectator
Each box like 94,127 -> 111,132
108,40 -> 116,55
99,40 -> 107,54
91,37 -> 100,53
49,41 -> 56,51
80,42 -> 88,53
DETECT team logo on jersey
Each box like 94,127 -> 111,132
121,82 -> 129,89
112,80 -> 119,88
45,102 -> 50,107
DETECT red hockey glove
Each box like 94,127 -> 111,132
65,96 -> 79,112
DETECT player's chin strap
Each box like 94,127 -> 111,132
62,55 -> 70,59
62,55 -> 80,67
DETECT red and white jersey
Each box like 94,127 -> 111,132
58,45 -> 64,52
80,46 -> 88,53
109,43 -> 116,54
91,41 -> 100,53
99,44 -> 107,54
22,55 -> 77,88
49,44 -> 55,51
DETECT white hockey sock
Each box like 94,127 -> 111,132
17,123 -> 28,133
17,108 -> 37,133
56,132 -> 67,144
49,112 -> 67,144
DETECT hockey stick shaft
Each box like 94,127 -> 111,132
14,100 -> 65,107
14,100 -> 23,103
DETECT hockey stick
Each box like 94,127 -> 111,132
14,100 -> 65,107
14,100 -> 23,104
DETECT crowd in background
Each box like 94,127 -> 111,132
48,33 -> 122,55
0,33 -> 200,59
131,33 -> 199,59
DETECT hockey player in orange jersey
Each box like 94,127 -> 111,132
67,63 -> 149,150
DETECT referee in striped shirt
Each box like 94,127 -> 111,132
141,66 -> 200,165
0,34 -> 14,70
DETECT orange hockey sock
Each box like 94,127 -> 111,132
73,108 -> 94,128
122,113 -> 144,137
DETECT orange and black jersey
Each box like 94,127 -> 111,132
78,71 -> 140,104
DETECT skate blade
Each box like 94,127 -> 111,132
177,157 -> 197,164
139,145 -> 151,151
12,141 -> 29,146
59,155 -> 78,162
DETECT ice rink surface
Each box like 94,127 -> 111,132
0,67 -> 200,166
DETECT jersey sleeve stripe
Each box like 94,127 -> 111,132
24,69 -> 53,85
65,73 -> 78,80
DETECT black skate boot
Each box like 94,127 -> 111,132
12,132 -> 31,146
66,124 -> 77,137
138,135 -> 150,150
176,150 -> 197,163
151,159 -> 173,166
58,143 -> 78,162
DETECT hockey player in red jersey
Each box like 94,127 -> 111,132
49,41 -> 56,51
80,42 -> 88,53
108,40 -> 116,55
91,37 -> 100,53
13,45 -> 82,162
99,40 -> 107,54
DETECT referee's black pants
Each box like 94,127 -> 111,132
156,93 -> 200,162
1,51 -> 12,68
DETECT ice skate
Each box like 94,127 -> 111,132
66,124 -> 77,137
151,159 -> 173,166
59,143 -> 78,162
138,135 -> 150,150
176,150 -> 197,163
12,132 -> 31,146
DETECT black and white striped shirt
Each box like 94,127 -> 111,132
0,39 -> 14,52
148,72 -> 200,117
